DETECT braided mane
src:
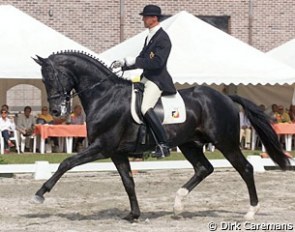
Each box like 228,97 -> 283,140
49,50 -> 132,85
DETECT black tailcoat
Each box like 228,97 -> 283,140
125,28 -> 176,95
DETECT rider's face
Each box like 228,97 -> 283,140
142,16 -> 158,29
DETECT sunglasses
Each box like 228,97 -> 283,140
1,111 -> 7,114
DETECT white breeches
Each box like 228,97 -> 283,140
140,77 -> 162,115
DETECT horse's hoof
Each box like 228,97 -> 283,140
244,203 -> 260,220
30,195 -> 45,204
173,205 -> 184,216
173,187 -> 188,216
123,213 -> 139,223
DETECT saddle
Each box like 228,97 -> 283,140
131,83 -> 186,125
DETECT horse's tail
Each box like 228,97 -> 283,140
228,95 -> 290,170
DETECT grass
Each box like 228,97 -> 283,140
1,149 -> 292,164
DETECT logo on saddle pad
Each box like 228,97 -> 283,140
131,84 -> 186,125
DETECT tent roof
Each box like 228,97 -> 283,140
267,38 -> 295,69
99,11 -> 295,85
0,5 -> 97,79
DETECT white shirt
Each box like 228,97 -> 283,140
146,24 -> 161,45
0,117 -> 15,131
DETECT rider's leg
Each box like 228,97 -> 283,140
141,77 -> 170,158
144,109 -> 170,157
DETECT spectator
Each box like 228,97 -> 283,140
70,105 -> 85,152
259,104 -> 266,112
267,103 -> 278,122
36,106 -> 54,124
288,104 -> 295,122
36,106 -> 58,152
16,106 -> 35,152
1,104 -> 16,123
1,104 -> 9,112
239,108 -> 251,149
0,109 -> 15,153
275,105 -> 291,123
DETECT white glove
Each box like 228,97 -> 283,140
112,59 -> 125,68
124,57 -> 136,66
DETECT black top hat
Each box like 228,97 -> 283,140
139,4 -> 162,17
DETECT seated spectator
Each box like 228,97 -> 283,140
259,104 -> 266,112
70,105 -> 85,152
288,104 -> 295,122
16,106 -> 35,152
1,104 -> 9,112
275,105 -> 291,123
36,106 -> 59,152
240,109 -> 251,149
1,104 -> 16,123
36,106 -> 54,124
265,103 -> 278,122
0,109 -> 16,153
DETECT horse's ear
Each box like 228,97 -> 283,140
32,55 -> 47,66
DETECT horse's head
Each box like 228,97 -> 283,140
33,55 -> 74,117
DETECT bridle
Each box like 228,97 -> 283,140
46,60 -> 122,116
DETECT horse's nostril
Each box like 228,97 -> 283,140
51,109 -> 60,117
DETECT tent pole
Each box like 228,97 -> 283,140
120,0 -> 125,42
248,0 -> 253,45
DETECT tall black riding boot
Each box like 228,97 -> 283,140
144,109 -> 170,158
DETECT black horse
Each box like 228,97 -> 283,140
33,51 -> 290,222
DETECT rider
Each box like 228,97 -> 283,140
113,4 -> 176,158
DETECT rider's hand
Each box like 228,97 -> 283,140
113,59 -> 125,69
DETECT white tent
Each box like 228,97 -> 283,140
0,5 -> 97,79
99,11 -> 295,86
267,38 -> 295,105
267,38 -> 295,69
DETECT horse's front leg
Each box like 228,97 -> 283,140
111,155 -> 140,222
32,142 -> 107,203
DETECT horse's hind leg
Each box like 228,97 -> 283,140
174,141 -> 214,215
220,146 -> 260,220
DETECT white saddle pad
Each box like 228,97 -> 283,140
131,85 -> 186,125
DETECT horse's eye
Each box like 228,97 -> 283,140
65,96 -> 71,102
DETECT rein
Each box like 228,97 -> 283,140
70,78 -> 107,98
71,61 -> 123,98
47,61 -> 121,101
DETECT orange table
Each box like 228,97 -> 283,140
252,123 -> 295,152
273,123 -> 295,134
273,123 -> 295,151
34,124 -> 87,154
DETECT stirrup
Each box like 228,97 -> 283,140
152,144 -> 170,158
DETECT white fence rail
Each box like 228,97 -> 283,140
0,155 -> 294,180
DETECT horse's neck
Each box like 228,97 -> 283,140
67,56 -> 132,117
78,79 -> 132,117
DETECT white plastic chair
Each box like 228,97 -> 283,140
0,129 -> 20,154
17,130 -> 36,153
0,133 -> 4,154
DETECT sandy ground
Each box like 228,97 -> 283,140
0,168 -> 294,232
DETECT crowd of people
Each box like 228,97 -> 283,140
0,104 -> 85,154
1,101 -> 294,153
